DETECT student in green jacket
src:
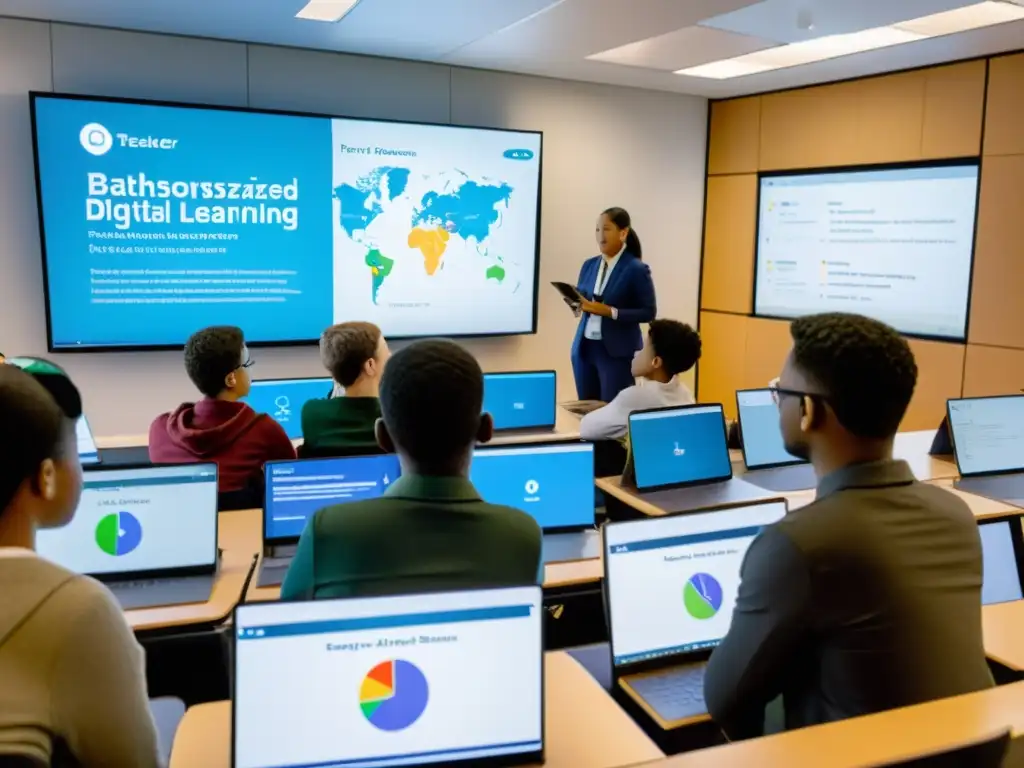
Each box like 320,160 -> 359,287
301,321 -> 391,453
281,338 -> 544,600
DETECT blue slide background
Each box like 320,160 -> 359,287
34,97 -> 334,347
483,372 -> 556,430
243,378 -> 333,440
470,446 -> 593,529
737,393 -> 804,469
265,455 -> 401,540
630,409 -> 731,490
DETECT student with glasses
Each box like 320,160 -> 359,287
704,312 -> 992,739
0,359 -> 161,766
149,325 -> 296,492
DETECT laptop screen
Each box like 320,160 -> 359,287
36,463 -> 218,577
947,396 -> 1024,476
483,371 -> 556,431
265,455 -> 402,542
244,377 -> 333,440
470,442 -> 594,530
979,518 -> 1024,605
233,586 -> 544,768
604,499 -> 788,666
628,405 -> 732,491
736,389 -> 806,470
76,415 -> 100,465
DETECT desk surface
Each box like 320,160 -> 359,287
97,410 -> 582,452
169,651 -> 662,768
638,680 -> 1024,768
983,599 -> 1024,671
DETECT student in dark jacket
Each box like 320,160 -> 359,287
704,313 -> 993,739
148,325 -> 295,492
301,322 -> 390,453
281,338 -> 543,600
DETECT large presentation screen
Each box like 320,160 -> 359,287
753,162 -> 979,340
31,94 -> 542,350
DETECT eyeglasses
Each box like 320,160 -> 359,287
240,353 -> 255,369
767,378 -> 826,407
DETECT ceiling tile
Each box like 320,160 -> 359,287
588,25 -> 780,71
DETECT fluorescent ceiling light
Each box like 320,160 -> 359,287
295,0 -> 360,22
675,0 -> 1024,79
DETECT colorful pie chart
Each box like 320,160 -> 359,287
95,511 -> 143,557
359,659 -> 429,731
683,572 -> 723,620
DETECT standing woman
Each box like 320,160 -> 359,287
571,207 -> 657,402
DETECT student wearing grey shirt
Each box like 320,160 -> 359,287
579,319 -> 700,441
0,360 -> 161,767
704,313 -> 992,739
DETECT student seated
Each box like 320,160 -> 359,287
281,339 -> 543,600
149,325 -> 295,492
579,318 -> 699,441
0,360 -> 161,766
301,321 -> 390,453
704,312 -> 993,739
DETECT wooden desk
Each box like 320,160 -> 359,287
926,479 -> 1021,519
635,681 -> 1024,767
169,650 -> 662,768
983,599 -> 1024,671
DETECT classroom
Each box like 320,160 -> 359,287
1,1 -> 1024,766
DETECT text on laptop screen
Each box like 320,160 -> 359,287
629,406 -> 731,490
244,377 -> 334,440
265,455 -> 402,541
470,443 -> 593,530
979,519 -> 1024,605
604,500 -> 787,665
736,390 -> 805,470
234,586 -> 543,768
76,415 -> 100,465
483,372 -> 556,431
948,397 -> 1024,476
35,464 -> 218,576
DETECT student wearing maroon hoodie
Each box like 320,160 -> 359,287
148,325 -> 296,492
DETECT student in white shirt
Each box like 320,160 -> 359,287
579,319 -> 700,441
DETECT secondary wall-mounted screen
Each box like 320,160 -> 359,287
31,93 -> 543,351
753,162 -> 980,341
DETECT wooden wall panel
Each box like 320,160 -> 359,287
700,175 -> 757,313
708,96 -> 760,175
921,61 -> 986,159
962,344 -> 1024,397
984,53 -> 1024,156
697,311 -> 748,418
743,317 -> 792,387
902,340 -> 965,431
760,72 -> 926,170
967,154 -> 1024,348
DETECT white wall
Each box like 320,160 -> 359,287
0,17 -> 708,435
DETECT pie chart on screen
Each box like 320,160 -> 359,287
360,660 -> 429,731
95,511 -> 143,557
683,573 -> 723,620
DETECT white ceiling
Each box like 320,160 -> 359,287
0,0 -> 1022,98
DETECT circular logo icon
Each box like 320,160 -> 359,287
80,123 -> 113,156
524,479 -> 540,495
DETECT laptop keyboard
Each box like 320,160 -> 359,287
111,576 -> 196,591
629,665 -> 708,722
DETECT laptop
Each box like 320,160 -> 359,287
604,498 -> 788,728
948,396 -> 1024,504
483,370 -> 557,432
471,440 -> 599,563
978,514 -> 1024,605
35,463 -> 219,610
244,376 -> 333,440
76,414 -> 101,466
232,585 -> 544,768
625,404 -> 771,513
258,454 -> 402,587
735,389 -> 816,492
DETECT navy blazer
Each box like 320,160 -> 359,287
571,251 -> 656,359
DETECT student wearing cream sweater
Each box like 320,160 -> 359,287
579,319 -> 701,441
0,359 -> 161,767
